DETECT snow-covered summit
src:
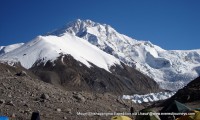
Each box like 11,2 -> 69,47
49,19 -> 119,41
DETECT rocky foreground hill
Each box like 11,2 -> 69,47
0,63 -> 146,120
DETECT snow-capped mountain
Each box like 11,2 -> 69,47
1,19 -> 200,91
0,20 -> 161,94
48,19 -> 200,91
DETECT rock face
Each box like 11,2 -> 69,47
16,71 -> 27,76
31,55 -> 161,95
40,93 -> 50,100
73,93 -> 86,102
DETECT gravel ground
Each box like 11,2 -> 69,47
0,63 -> 144,120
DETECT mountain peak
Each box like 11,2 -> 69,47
48,19 -> 115,37
67,19 -> 97,29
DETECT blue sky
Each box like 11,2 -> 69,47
0,0 -> 200,50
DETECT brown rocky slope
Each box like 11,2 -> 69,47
0,63 -> 146,120
30,55 -> 161,95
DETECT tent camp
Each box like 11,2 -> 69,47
111,116 -> 132,120
161,100 -> 191,113
160,100 -> 191,120
193,111 -> 200,120
135,108 -> 160,120
176,110 -> 200,120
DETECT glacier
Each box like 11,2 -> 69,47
123,91 -> 176,103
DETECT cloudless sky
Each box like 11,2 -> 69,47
0,0 -> 200,50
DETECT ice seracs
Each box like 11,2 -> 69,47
123,91 -> 176,103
